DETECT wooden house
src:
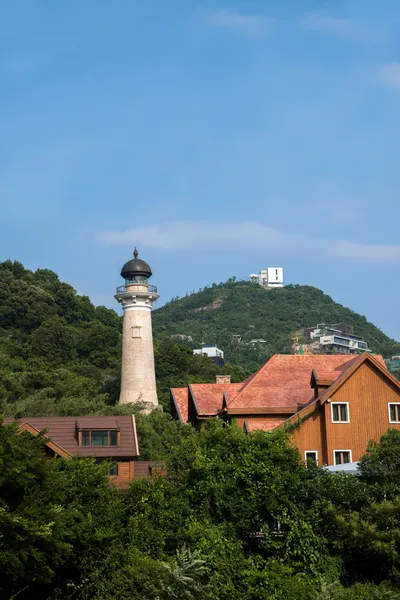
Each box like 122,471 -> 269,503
4,415 -> 161,486
171,353 -> 400,465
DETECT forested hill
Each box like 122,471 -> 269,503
153,280 -> 400,370
1,260 -> 398,416
0,261 -> 247,418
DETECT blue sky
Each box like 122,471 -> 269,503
2,0 -> 400,339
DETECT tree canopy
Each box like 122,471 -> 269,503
2,421 -> 400,599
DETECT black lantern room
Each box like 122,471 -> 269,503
121,248 -> 152,285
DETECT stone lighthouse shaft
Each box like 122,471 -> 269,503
115,248 -> 159,411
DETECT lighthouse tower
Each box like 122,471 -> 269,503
115,248 -> 159,410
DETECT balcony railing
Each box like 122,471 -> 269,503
116,284 -> 158,294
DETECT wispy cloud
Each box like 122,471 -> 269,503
330,242 -> 400,261
379,63 -> 400,88
302,12 -> 371,40
97,221 -> 293,250
207,10 -> 271,35
96,221 -> 400,262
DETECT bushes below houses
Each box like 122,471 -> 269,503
2,420 -> 400,599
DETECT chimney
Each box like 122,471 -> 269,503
216,374 -> 231,385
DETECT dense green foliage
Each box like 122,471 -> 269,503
153,280 -> 400,370
2,421 -> 400,599
0,261 -> 248,417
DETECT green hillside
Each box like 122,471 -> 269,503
0,261 -> 247,417
153,280 -> 400,371
2,260 -> 398,415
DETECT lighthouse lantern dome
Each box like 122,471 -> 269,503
121,248 -> 152,284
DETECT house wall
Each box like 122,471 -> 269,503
291,408 -> 326,465
234,414 -> 289,430
110,460 -> 166,487
292,361 -> 400,465
324,361 -> 400,464
109,460 -> 135,487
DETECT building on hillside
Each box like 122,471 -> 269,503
170,353 -> 400,466
115,248 -> 159,411
250,268 -> 284,288
249,339 -> 267,345
386,356 -> 400,378
193,345 -> 225,366
4,416 -> 163,487
301,323 -> 369,354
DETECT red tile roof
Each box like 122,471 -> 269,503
171,353 -> 388,424
245,418 -> 287,433
171,388 -> 189,423
190,383 -> 243,416
227,354 -> 362,412
4,416 -> 139,458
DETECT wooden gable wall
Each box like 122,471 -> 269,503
292,360 -> 400,465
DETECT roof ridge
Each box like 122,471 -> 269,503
284,352 -> 394,427
226,354 -> 279,409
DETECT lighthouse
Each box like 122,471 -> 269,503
115,248 -> 159,410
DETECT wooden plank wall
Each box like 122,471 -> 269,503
324,361 -> 400,464
292,361 -> 400,465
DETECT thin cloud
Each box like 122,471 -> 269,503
96,221 -> 400,263
97,221 -> 294,251
302,12 -> 371,40
330,242 -> 400,261
207,10 -> 271,35
379,63 -> 400,88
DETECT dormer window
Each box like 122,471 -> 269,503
81,430 -> 118,447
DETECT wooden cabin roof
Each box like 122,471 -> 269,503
3,416 -> 139,458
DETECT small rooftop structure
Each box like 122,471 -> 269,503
250,268 -> 284,288
193,345 -> 224,366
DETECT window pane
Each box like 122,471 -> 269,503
332,405 -> 339,421
82,431 -> 90,446
108,464 -> 118,476
305,452 -> 317,465
334,451 -> 342,464
340,404 -> 348,421
342,452 -> 350,464
91,431 -> 109,446
109,430 -> 117,446
390,404 -> 400,422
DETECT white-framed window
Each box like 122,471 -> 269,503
388,403 -> 400,423
304,451 -> 318,466
331,402 -> 350,423
334,449 -> 352,465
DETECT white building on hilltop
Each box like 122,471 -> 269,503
250,268 -> 284,288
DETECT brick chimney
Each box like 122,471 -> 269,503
215,374 -> 231,385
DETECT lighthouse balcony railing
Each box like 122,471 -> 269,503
116,284 -> 158,294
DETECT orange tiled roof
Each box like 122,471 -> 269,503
171,388 -> 189,423
171,353 -> 388,424
227,354 -> 360,412
190,383 -> 243,416
245,418 -> 287,432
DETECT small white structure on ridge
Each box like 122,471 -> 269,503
250,268 -> 284,288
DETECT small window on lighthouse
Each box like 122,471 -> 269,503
131,326 -> 142,339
